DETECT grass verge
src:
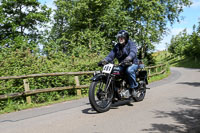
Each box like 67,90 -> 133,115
170,56 -> 200,68
148,69 -> 171,83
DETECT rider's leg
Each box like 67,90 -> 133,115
126,64 -> 138,96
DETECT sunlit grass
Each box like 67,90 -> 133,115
148,69 -> 171,83
170,56 -> 200,68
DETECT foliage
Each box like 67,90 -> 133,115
154,50 -> 200,68
170,56 -> 200,68
168,21 -> 200,59
0,0 -> 51,50
49,0 -> 192,61
168,29 -> 190,56
0,47 -> 104,111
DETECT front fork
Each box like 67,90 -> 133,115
98,74 -> 114,100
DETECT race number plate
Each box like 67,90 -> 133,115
102,64 -> 114,74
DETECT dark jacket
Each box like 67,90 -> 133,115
105,40 -> 138,64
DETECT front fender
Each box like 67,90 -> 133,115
91,73 -> 107,81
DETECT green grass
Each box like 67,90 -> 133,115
170,56 -> 200,68
148,69 -> 171,83
153,50 -> 170,64
153,50 -> 200,68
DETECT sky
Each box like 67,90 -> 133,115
38,0 -> 200,51
157,0 -> 200,51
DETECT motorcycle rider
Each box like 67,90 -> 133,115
98,30 -> 139,97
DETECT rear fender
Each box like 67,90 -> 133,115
138,70 -> 148,85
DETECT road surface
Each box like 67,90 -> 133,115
0,67 -> 200,133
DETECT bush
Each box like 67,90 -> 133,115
0,48 -> 104,111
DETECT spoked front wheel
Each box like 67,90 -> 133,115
89,80 -> 113,113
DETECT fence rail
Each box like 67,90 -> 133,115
0,71 -> 95,80
0,64 -> 167,103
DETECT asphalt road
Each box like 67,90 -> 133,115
0,67 -> 200,133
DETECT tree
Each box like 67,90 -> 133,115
168,29 -> 190,57
185,24 -> 200,59
168,22 -> 200,60
46,0 -> 113,55
121,0 -> 192,58
0,0 -> 51,51
48,0 -> 192,63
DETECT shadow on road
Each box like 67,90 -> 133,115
82,100 -> 134,114
142,97 -> 200,133
82,108 -> 99,114
111,100 -> 134,108
177,82 -> 200,87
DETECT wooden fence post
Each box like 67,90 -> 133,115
164,64 -> 167,74
75,76 -> 81,96
148,68 -> 151,79
148,68 -> 151,76
23,79 -> 32,104
195,57 -> 197,63
160,65 -> 162,72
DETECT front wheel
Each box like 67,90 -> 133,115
89,80 -> 113,113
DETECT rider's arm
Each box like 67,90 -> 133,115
124,40 -> 137,61
104,46 -> 117,62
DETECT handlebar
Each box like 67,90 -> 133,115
103,62 -> 145,68
118,61 -> 132,66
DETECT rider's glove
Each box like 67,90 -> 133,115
121,58 -> 132,66
98,59 -> 108,66
124,57 -> 132,62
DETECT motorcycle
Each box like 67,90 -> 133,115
89,61 -> 149,113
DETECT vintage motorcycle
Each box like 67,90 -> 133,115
89,62 -> 149,113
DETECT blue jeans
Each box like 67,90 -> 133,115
118,64 -> 138,89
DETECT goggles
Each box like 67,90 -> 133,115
116,34 -> 126,39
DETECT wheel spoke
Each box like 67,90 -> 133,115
94,80 -> 112,108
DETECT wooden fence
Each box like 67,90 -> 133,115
0,64 -> 167,103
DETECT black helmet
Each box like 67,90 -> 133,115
116,30 -> 129,43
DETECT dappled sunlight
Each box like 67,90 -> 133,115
142,97 -> 200,133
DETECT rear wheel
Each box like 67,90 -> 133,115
134,81 -> 146,102
89,80 -> 113,113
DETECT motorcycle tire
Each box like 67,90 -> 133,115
134,81 -> 146,102
89,81 -> 113,113
134,89 -> 146,102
